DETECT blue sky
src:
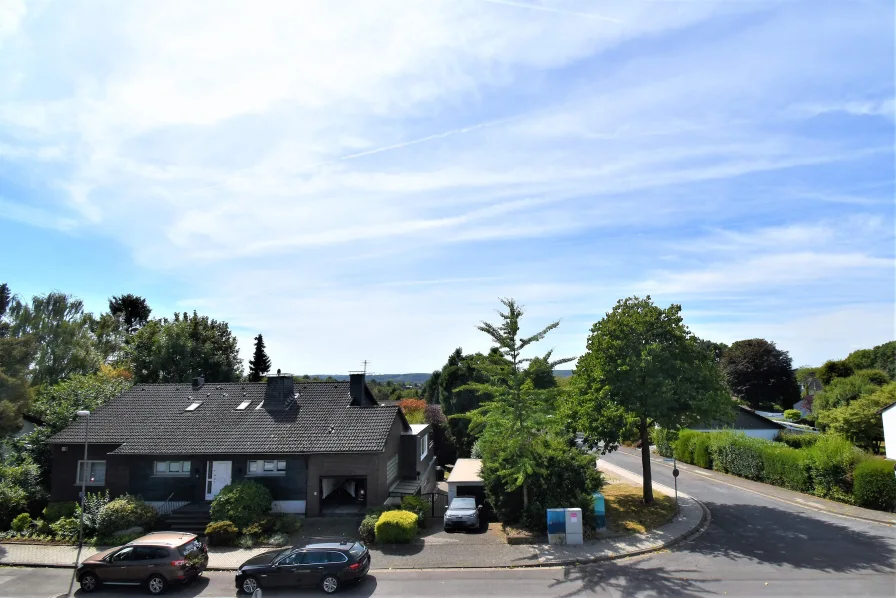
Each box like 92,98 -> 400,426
1,0 -> 893,374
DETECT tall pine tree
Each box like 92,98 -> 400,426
248,334 -> 272,382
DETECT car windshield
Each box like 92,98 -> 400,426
348,542 -> 366,557
450,498 -> 476,510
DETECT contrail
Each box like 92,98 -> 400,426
337,117 -> 513,162
477,0 -> 622,23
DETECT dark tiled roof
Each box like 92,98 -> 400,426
49,381 -> 404,455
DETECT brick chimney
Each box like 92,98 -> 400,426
265,369 -> 295,410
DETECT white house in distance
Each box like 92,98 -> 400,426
879,401 -> 896,460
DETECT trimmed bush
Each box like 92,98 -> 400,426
692,434 -> 712,469
778,432 -> 820,449
237,535 -> 257,549
204,520 -> 239,546
783,410 -> 802,422
265,513 -> 302,534
853,460 -> 896,511
96,495 -> 156,537
761,444 -> 811,492
806,435 -> 862,502
651,427 -> 678,458
43,502 -> 77,523
359,513 -> 378,544
10,513 -> 32,533
374,510 -> 418,544
674,430 -> 700,464
209,481 -> 273,529
401,495 -> 428,526
76,490 -> 110,536
50,516 -> 80,541
242,522 -> 264,536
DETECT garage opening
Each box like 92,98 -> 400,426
320,476 -> 367,516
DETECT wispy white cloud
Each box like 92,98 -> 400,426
0,0 -> 892,372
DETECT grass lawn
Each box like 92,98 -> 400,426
602,477 -> 677,534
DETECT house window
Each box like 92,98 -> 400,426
154,461 -> 191,476
247,459 -> 286,476
75,461 -> 106,486
420,433 -> 429,460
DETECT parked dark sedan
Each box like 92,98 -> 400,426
235,541 -> 370,594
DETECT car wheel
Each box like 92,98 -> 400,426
321,574 -> 340,594
146,574 -> 167,595
240,576 -> 260,595
79,572 -> 99,593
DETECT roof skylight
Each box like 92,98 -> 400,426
236,400 -> 252,410
185,402 -> 202,412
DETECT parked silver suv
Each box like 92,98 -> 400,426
444,497 -> 481,531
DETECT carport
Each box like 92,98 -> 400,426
446,458 -> 484,503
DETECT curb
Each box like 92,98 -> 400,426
2,502 -> 710,573
618,448 -> 895,528
1,466 -> 711,573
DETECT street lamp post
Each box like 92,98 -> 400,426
67,410 -> 90,597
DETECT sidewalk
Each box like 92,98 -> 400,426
622,447 -> 896,526
0,471 -> 707,571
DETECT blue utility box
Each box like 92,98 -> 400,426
547,508 -> 566,544
593,492 -> 606,530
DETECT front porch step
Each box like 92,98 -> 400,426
159,502 -> 212,535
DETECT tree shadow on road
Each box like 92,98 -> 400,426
547,559 -> 712,598
690,502 -> 895,574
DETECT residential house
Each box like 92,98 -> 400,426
879,400 -> 896,460
48,373 -> 437,517
693,405 -> 786,441
2,414 -> 42,457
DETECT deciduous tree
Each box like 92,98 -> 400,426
720,339 -> 800,411
0,284 -> 36,436
817,382 -> 895,454
818,359 -> 854,386
569,296 -> 730,503
8,292 -> 100,385
127,311 -> 243,383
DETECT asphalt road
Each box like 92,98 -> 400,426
2,449 -> 894,597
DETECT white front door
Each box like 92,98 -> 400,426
205,461 -> 232,500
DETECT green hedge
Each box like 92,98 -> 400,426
805,435 -> 861,502
853,460 -> 896,511
675,430 -> 879,509
760,444 -> 811,493
692,434 -> 712,469
707,431 -> 765,480
778,432 -> 820,449
374,510 -> 418,544
651,427 -> 678,458
674,430 -> 699,463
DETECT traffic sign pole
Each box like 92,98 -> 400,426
672,458 -> 680,517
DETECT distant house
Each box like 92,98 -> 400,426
2,414 -> 43,457
792,395 -> 815,417
48,373 -> 436,518
693,405 -> 786,441
879,401 -> 896,461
